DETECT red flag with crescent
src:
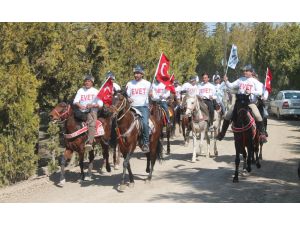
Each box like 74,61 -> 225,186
265,67 -> 272,94
97,77 -> 113,106
155,53 -> 171,84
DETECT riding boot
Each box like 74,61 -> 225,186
263,117 -> 268,137
257,121 -> 268,143
217,119 -> 230,141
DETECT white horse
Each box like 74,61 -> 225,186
185,95 -> 220,162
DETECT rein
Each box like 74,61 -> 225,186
53,104 -> 71,123
232,109 -> 255,133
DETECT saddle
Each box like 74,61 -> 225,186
64,120 -> 104,139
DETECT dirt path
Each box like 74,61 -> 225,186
0,118 -> 299,203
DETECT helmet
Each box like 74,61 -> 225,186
215,71 -> 219,75
252,68 -> 258,77
189,75 -> 198,82
84,75 -> 95,83
174,80 -> 179,84
242,64 -> 254,72
105,71 -> 115,80
133,65 -> 144,74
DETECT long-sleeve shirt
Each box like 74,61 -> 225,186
151,82 -> 170,102
198,82 -> 217,100
175,85 -> 182,100
181,82 -> 199,97
73,87 -> 103,112
225,76 -> 263,103
126,79 -> 151,107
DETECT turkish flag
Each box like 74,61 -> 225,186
97,77 -> 113,106
166,73 -> 176,94
265,67 -> 272,94
155,53 -> 171,84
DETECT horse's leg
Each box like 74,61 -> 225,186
205,130 -> 210,158
192,131 -> 197,162
113,145 -> 120,170
58,154 -> 67,187
119,152 -> 131,191
246,137 -> 253,173
259,143 -> 263,160
85,150 -> 94,181
79,152 -> 85,181
213,127 -> 218,156
127,154 -> 134,188
102,145 -> 111,173
233,139 -> 240,183
166,124 -> 171,155
146,152 -> 150,173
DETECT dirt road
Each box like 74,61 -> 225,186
0,118 -> 299,203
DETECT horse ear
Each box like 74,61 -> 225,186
120,88 -> 128,98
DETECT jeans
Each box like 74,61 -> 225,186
203,99 -> 214,126
159,101 -> 170,123
134,106 -> 150,145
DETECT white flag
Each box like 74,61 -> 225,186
227,44 -> 239,69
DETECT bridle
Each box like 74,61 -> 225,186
52,104 -> 71,123
110,96 -> 131,121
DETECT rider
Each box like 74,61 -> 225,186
73,74 -> 104,150
198,72 -> 217,131
217,64 -> 268,143
252,69 -> 269,137
213,72 -> 226,115
150,78 -> 171,124
126,65 -> 151,153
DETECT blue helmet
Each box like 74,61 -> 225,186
242,64 -> 254,72
189,75 -> 198,82
105,71 -> 115,80
133,65 -> 144,74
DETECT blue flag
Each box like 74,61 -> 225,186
227,44 -> 239,69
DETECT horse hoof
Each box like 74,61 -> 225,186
57,179 -> 65,187
214,151 -> 218,156
119,184 -> 126,191
128,183 -> 135,188
247,167 -> 252,173
145,179 -> 151,184
85,176 -> 92,181
233,177 -> 239,183
114,165 -> 119,170
256,163 -> 261,169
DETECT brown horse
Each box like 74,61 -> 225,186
231,94 -> 261,183
110,93 -> 163,191
49,102 -> 118,186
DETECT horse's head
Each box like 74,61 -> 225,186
49,102 -> 71,123
185,95 -> 198,117
233,94 -> 251,124
110,92 -> 128,118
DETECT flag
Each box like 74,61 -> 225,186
265,67 -> 273,94
166,73 -> 176,94
154,53 -> 171,84
227,44 -> 239,69
97,77 -> 113,106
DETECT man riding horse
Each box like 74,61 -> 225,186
217,64 -> 268,143
125,65 -> 151,153
73,74 -> 104,151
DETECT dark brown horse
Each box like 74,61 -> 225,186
49,102 -> 118,186
231,94 -> 261,183
110,93 -> 163,191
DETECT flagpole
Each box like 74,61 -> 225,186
98,77 -> 110,92
151,52 -> 163,88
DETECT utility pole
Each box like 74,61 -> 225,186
223,22 -> 228,75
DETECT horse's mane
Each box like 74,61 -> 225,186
232,94 -> 251,127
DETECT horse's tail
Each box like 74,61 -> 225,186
156,140 -> 164,164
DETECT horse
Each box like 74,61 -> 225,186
110,92 -> 163,191
184,95 -> 219,162
49,102 -> 118,186
231,94 -> 261,183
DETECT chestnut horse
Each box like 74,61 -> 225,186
110,93 -> 163,191
231,94 -> 261,183
49,102 -> 118,186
